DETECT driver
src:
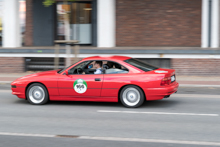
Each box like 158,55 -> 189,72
94,61 -> 103,74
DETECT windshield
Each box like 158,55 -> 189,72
124,58 -> 158,72
57,60 -> 82,74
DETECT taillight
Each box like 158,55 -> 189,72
161,77 -> 171,86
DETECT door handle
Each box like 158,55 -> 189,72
95,78 -> 101,81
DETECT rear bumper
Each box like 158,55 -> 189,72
144,82 -> 179,101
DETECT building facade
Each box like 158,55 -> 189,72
0,0 -> 220,75
1,0 -> 219,48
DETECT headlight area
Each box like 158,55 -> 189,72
11,81 -> 26,99
11,80 -> 25,88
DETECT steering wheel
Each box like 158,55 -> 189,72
84,69 -> 91,74
77,68 -> 83,74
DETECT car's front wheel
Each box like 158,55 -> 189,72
26,83 -> 49,105
120,85 -> 145,108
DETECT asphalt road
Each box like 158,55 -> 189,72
0,85 -> 220,147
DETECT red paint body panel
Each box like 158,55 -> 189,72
58,74 -> 103,97
11,56 -> 179,103
50,96 -> 118,102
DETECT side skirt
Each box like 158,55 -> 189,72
50,96 -> 118,102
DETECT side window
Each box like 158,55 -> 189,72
67,60 -> 128,75
104,61 -> 129,74
68,60 -> 105,75
93,60 -> 104,74
68,61 -> 91,74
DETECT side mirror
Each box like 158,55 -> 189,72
65,70 -> 68,75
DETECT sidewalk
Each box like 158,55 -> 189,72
1,73 -> 220,87
177,76 -> 220,87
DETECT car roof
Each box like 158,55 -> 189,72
82,56 -> 131,61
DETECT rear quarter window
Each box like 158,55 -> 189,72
124,58 -> 158,72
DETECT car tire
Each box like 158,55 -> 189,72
120,85 -> 145,108
26,83 -> 49,105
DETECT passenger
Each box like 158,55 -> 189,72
114,63 -> 122,69
107,61 -> 114,68
94,61 -> 103,74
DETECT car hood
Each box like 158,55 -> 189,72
16,70 -> 59,81
35,70 -> 59,76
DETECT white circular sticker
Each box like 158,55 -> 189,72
74,79 -> 87,94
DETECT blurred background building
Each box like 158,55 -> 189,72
0,0 -> 220,75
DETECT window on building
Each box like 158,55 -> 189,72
56,2 -> 92,44
20,0 -> 26,46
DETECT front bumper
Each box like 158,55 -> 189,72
11,84 -> 26,99
12,91 -> 25,99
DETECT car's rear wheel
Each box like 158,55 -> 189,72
120,85 -> 145,108
26,83 -> 49,105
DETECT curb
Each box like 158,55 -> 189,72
179,84 -> 220,88
172,94 -> 220,98
0,81 -> 12,84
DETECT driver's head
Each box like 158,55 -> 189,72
94,61 -> 103,69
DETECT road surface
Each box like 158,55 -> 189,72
0,84 -> 220,146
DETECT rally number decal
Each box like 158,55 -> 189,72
74,79 -> 87,94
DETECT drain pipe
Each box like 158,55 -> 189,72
202,0 -> 210,48
208,0 -> 212,47
211,0 -> 219,48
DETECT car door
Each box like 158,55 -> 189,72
58,74 -> 103,98
58,61 -> 104,98
101,61 -> 130,98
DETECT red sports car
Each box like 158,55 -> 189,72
11,56 -> 179,108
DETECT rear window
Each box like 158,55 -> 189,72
124,58 -> 158,72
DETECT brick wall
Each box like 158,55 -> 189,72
116,0 -> 201,47
25,0 -> 33,46
172,59 -> 220,76
0,57 -> 24,73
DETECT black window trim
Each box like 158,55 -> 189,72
65,60 -> 129,75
